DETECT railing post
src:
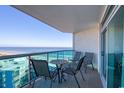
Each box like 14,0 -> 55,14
63,51 -> 64,60
57,51 -> 58,60
47,53 -> 49,62
28,55 -> 32,87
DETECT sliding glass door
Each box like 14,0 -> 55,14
101,6 -> 124,88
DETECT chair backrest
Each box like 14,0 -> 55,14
73,51 -> 81,61
30,59 -> 50,77
84,52 -> 94,65
76,56 -> 85,71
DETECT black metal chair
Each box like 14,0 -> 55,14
61,56 -> 85,88
69,51 -> 82,63
83,52 -> 94,73
63,51 -> 82,69
30,59 -> 57,88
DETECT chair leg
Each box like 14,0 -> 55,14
50,79 -> 53,88
32,79 -> 35,88
80,70 -> 85,81
62,75 -> 66,81
53,75 -> 57,82
61,71 -> 66,82
74,75 -> 80,88
91,63 -> 95,70
45,76 -> 47,80
53,70 -> 58,82
61,74 -> 66,82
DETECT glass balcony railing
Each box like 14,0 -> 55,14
0,50 -> 73,88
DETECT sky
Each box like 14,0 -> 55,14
0,5 -> 72,47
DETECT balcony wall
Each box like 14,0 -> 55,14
73,25 -> 100,70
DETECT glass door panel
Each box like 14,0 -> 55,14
107,6 -> 124,88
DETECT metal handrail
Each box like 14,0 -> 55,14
0,50 -> 73,60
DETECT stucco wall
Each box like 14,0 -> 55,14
73,25 -> 100,69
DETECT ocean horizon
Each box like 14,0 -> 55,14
0,47 -> 72,55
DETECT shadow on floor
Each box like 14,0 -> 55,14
27,68 -> 103,88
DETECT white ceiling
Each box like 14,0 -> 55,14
13,5 -> 106,33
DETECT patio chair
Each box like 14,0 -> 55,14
83,52 -> 94,73
30,59 -> 57,88
63,51 -> 82,69
61,56 -> 85,88
69,51 -> 82,63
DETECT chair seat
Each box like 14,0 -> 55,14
62,62 -> 78,69
69,59 -> 79,63
62,67 -> 77,75
69,62 -> 78,68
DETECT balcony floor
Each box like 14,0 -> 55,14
27,67 -> 103,88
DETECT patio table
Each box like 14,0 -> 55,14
50,59 -> 68,83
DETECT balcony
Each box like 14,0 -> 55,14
0,50 -> 102,88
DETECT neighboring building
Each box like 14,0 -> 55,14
0,58 -> 29,88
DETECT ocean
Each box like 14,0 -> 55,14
0,47 -> 72,55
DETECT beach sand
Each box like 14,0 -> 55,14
0,51 -> 15,56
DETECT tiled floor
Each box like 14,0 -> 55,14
27,68 -> 103,88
